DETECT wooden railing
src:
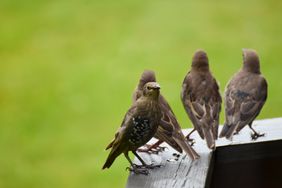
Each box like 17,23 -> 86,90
126,118 -> 282,188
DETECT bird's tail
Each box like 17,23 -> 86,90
174,136 -> 200,160
102,146 -> 121,170
155,131 -> 183,153
105,140 -> 114,150
203,128 -> 215,150
212,122 -> 219,140
219,123 -> 238,139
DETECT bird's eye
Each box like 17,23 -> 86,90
147,86 -> 151,90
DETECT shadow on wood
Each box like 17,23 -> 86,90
126,118 -> 282,188
206,140 -> 282,188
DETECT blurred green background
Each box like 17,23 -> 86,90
1,0 -> 282,187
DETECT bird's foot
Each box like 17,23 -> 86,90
251,132 -> 265,140
143,163 -> 162,169
234,131 -> 239,135
126,166 -> 149,175
137,145 -> 167,154
132,164 -> 147,169
132,163 -> 162,169
187,138 -> 195,146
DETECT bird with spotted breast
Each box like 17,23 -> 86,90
181,50 -> 222,150
219,49 -> 267,140
133,70 -> 200,160
102,82 -> 162,175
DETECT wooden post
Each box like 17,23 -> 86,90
126,118 -> 282,188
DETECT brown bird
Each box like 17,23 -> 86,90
181,50 -> 222,150
133,70 -> 200,160
219,49 -> 267,140
102,82 -> 162,175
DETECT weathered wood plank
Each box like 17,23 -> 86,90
126,118 -> 282,188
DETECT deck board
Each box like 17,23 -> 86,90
126,118 -> 282,188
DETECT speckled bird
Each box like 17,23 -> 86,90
133,70 -> 200,160
181,50 -> 222,150
219,49 -> 267,140
102,82 -> 162,175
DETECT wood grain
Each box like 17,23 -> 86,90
126,118 -> 282,188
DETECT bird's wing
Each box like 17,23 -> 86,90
220,83 -> 242,138
181,74 -> 205,139
181,73 -> 190,101
157,95 -> 200,156
207,101 -> 221,140
162,107 -> 200,159
153,96 -> 182,152
236,78 -> 267,132
105,105 -> 136,150
210,80 -> 222,139
183,96 -> 206,139
222,77 -> 267,137
102,106 -> 136,169
211,102 -> 221,139
224,85 -> 236,125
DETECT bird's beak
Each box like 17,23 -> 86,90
242,48 -> 247,56
153,83 -> 161,90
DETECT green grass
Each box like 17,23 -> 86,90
0,0 -> 282,187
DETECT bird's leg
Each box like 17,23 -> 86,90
132,151 -> 162,169
137,140 -> 166,154
124,152 -> 149,175
185,128 -> 196,146
249,123 -> 265,140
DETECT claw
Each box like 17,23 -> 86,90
251,132 -> 265,140
126,166 -> 149,175
137,145 -> 167,154
132,164 -> 147,169
187,138 -> 195,146
144,163 -> 162,169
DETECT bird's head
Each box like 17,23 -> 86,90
242,49 -> 261,74
143,82 -> 161,99
191,49 -> 209,71
138,70 -> 156,90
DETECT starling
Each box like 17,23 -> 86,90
133,70 -> 200,160
219,49 -> 268,140
102,82 -> 162,175
181,50 -> 222,150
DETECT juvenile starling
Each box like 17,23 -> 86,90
219,49 -> 268,140
181,50 -> 222,150
133,70 -> 200,160
102,82 -> 162,174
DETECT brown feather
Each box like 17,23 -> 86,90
219,49 -> 267,139
181,50 -> 222,149
102,82 -> 162,169
133,70 -> 199,159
